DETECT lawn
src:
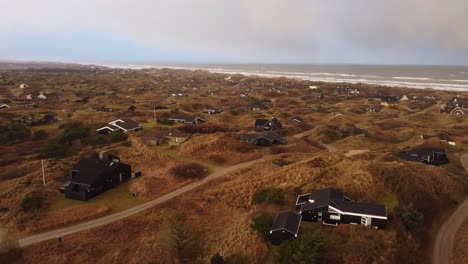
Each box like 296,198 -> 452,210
48,181 -> 144,213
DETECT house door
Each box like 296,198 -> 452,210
361,217 -> 371,227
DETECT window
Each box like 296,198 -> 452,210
330,214 -> 341,220
317,212 -> 322,216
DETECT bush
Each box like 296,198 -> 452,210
170,163 -> 208,179
398,205 -> 424,230
252,188 -> 284,205
94,135 -> 110,145
38,141 -> 69,158
250,212 -> 275,240
0,122 -> 31,144
33,129 -> 48,140
111,132 -> 128,142
121,141 -> 132,147
0,167 -> 32,181
21,192 -> 44,212
159,213 -> 202,263
211,253 -> 225,264
57,122 -> 89,144
274,231 -> 325,264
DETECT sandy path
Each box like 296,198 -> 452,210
432,153 -> 468,264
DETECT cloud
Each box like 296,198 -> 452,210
1,0 -> 468,64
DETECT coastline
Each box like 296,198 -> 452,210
97,63 -> 468,92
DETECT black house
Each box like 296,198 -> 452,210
296,188 -> 387,229
240,132 -> 287,146
255,117 -> 282,131
269,210 -> 302,245
63,152 -> 133,201
397,148 -> 449,165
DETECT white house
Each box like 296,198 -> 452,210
20,84 -> 29,89
38,92 -> 47,100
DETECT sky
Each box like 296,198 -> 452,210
1,0 -> 468,65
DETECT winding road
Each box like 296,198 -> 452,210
433,152 -> 468,264
16,126 -> 357,248
18,156 -> 268,247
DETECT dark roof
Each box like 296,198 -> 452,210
270,211 -> 302,235
111,118 -> 140,130
168,114 -> 205,122
255,119 -> 269,127
240,132 -> 286,144
300,188 -> 387,217
255,117 -> 282,129
397,148 -> 448,163
70,153 -> 120,186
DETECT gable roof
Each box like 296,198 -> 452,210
168,114 -> 205,123
70,153 -> 120,186
255,117 -> 282,129
270,210 -> 302,235
300,188 -> 387,218
109,118 -> 140,131
240,132 -> 287,144
397,148 -> 448,163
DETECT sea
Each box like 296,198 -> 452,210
102,63 -> 468,92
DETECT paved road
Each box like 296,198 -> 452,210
432,152 -> 468,264
18,156 -> 267,248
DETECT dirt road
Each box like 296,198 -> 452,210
18,127 -> 342,247
18,156 -> 267,247
432,153 -> 468,264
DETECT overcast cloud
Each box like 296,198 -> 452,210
1,0 -> 468,64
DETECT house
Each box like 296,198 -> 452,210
0,104 -> 10,109
269,211 -> 302,245
339,127 -> 368,137
401,95 -> 409,101
296,188 -> 387,229
365,107 -> 379,112
32,113 -> 60,126
310,91 -> 324,99
255,117 -> 282,131
380,96 -> 399,102
292,117 -> 304,123
397,148 -> 449,165
62,152 -> 136,201
309,85 -> 319,89
240,132 -> 287,146
128,105 -> 136,112
249,103 -> 268,111
165,130 -> 191,145
12,115 -> 33,126
93,106 -> 116,112
450,106 -> 464,115
203,108 -> 224,114
167,114 -> 205,124
97,118 -> 141,134
37,92 -> 47,100
19,84 -> 29,89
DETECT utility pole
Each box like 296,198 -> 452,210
41,160 -> 46,187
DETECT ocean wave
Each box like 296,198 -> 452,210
95,63 -> 468,91
392,76 -> 432,81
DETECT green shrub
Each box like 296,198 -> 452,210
250,212 -> 275,240
38,141 -> 69,158
57,122 -> 89,144
33,130 -> 48,140
21,192 -> 44,212
274,231 -> 325,264
159,213 -> 202,263
398,205 -> 424,230
0,122 -> 31,144
94,135 -> 110,145
252,188 -> 284,205
211,253 -> 225,264
111,132 -> 128,142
